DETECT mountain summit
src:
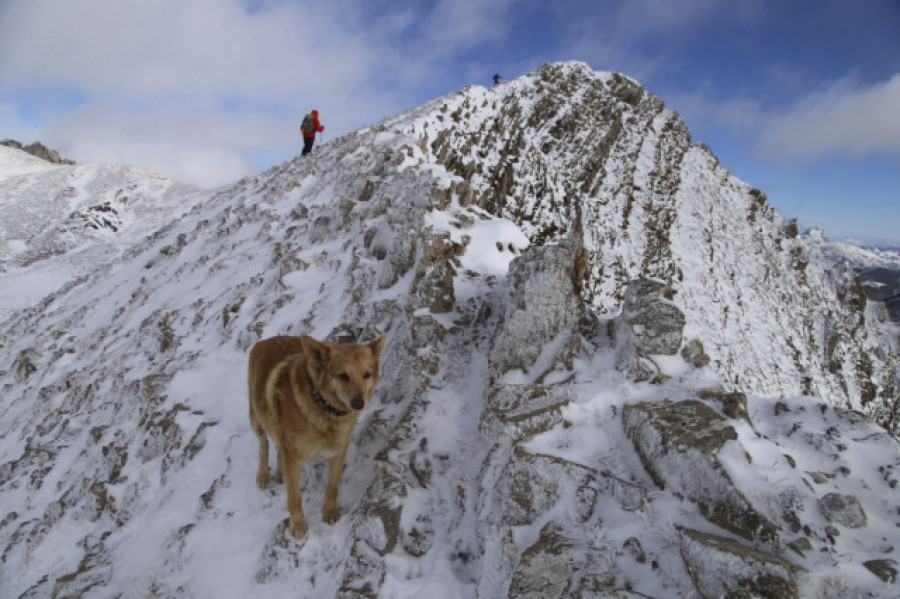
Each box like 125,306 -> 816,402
1,62 -> 898,597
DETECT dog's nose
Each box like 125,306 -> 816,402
351,398 -> 365,411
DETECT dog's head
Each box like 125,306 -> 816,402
301,334 -> 385,413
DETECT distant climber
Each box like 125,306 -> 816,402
300,110 -> 324,156
492,73 -> 501,86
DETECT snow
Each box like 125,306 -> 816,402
0,64 -> 898,598
0,145 -> 62,181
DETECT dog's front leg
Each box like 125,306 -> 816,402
323,445 -> 348,525
254,426 -> 270,488
281,446 -> 308,537
273,444 -> 284,484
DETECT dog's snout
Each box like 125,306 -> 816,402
351,397 -> 365,411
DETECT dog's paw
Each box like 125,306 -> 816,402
323,507 -> 341,525
290,517 -> 308,538
273,471 -> 283,484
256,470 -> 269,488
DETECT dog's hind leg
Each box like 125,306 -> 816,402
323,445 -> 349,525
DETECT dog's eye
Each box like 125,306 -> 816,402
337,373 -> 351,382
363,372 -> 372,379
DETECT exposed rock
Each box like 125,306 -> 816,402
624,399 -> 779,545
508,523 -> 577,599
787,536 -> 812,557
490,240 -> 584,379
623,536 -> 646,563
720,392 -> 749,421
614,278 -> 686,380
698,388 -> 751,422
681,338 -> 711,368
679,527 -> 803,599
500,447 -> 598,526
864,558 -> 898,584
818,493 -> 867,528
1,139 -> 76,164
482,384 -> 570,441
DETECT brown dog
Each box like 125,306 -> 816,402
248,333 -> 385,537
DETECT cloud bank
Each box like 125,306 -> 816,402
759,74 -> 900,160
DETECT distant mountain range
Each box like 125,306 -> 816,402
804,228 -> 900,321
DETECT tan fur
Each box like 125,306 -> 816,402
248,333 -> 385,537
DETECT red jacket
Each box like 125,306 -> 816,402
302,110 -> 323,138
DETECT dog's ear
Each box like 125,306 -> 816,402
369,333 -> 385,375
369,333 -> 386,364
301,335 -> 330,371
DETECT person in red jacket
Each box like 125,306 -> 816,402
300,109 -> 324,156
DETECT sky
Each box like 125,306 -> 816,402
1,0 -> 899,244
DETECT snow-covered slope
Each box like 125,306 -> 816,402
1,62 -> 898,598
0,144 -> 62,180
0,145 -> 205,320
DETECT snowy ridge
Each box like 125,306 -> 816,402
0,62 -> 899,597
0,146 -> 204,320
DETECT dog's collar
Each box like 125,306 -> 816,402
312,386 -> 349,417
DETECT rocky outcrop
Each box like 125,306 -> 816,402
624,399 -> 780,546
679,527 -> 803,598
614,277 -> 686,381
1,139 -> 75,164
490,239 -> 585,380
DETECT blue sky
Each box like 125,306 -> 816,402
2,0 -> 898,244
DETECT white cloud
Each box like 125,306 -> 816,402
0,0 -> 542,187
759,74 -> 900,159
424,0 -> 519,50
0,0 -> 417,187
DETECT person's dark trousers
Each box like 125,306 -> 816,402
302,136 -> 315,156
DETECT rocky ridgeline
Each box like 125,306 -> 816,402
1,139 -> 76,165
0,62 -> 898,597
386,62 -> 897,429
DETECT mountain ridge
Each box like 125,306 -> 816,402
1,61 -> 898,597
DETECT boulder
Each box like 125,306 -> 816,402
818,492 -> 867,528
614,278 -> 686,379
679,527 -> 803,599
500,447 -> 598,526
490,241 -> 583,379
624,399 -> 780,545
507,523 -> 577,599
481,384 -> 569,441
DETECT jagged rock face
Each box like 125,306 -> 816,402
1,62 -> 899,598
388,61 -> 898,428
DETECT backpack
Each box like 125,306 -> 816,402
301,114 -> 315,135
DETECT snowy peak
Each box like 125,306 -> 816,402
366,61 -> 897,422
